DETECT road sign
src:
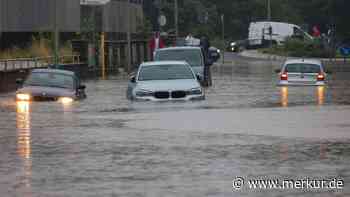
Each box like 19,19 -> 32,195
159,15 -> 167,27
340,47 -> 350,57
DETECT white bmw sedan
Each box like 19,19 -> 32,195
127,61 -> 205,101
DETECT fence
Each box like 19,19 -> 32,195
0,55 -> 81,72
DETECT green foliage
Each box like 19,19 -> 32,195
155,0 -> 350,41
0,37 -> 74,60
261,38 -> 334,58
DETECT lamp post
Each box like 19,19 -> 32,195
126,0 -> 132,73
174,0 -> 178,39
54,0 -> 59,67
267,0 -> 271,21
221,14 -> 225,65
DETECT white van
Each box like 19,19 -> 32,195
248,21 -> 313,48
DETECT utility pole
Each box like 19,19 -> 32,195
100,32 -> 106,79
126,0 -> 132,73
267,0 -> 271,21
221,14 -> 225,65
267,0 -> 272,50
174,0 -> 178,39
54,0 -> 59,68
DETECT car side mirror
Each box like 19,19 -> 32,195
78,85 -> 86,90
130,76 -> 136,83
16,78 -> 23,85
325,69 -> 333,74
196,74 -> 202,81
274,69 -> 281,73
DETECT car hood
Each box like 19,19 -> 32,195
136,79 -> 201,92
17,86 -> 75,97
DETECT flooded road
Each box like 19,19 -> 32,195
0,54 -> 350,196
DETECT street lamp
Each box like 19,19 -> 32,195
267,0 -> 271,21
54,0 -> 59,67
174,0 -> 178,39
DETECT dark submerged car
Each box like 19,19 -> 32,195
16,69 -> 86,102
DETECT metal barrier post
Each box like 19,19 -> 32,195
4,60 -> 7,71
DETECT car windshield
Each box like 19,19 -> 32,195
155,49 -> 203,67
138,64 -> 195,81
285,63 -> 321,73
24,72 -> 75,89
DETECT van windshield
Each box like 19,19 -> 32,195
155,49 -> 203,67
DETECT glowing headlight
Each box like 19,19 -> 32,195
230,42 -> 236,46
59,97 -> 74,104
188,88 -> 202,95
217,49 -> 221,53
16,93 -> 30,101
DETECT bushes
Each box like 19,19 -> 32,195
285,38 -> 333,58
0,36 -> 75,60
261,38 -> 334,58
286,38 -> 333,58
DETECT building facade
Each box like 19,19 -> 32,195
0,0 -> 144,33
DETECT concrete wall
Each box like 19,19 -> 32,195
0,0 -> 144,33
0,0 -> 81,32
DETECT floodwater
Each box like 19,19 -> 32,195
0,54 -> 350,196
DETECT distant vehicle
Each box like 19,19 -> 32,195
154,46 -> 214,86
276,59 -> 328,86
248,21 -> 313,48
16,69 -> 86,103
127,61 -> 205,101
209,46 -> 221,62
227,39 -> 248,52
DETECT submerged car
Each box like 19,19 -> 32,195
16,69 -> 86,102
127,61 -> 205,101
276,59 -> 328,86
154,47 -> 214,87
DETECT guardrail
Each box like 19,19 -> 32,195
0,55 -> 81,72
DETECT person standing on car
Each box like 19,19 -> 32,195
149,32 -> 165,60
200,36 -> 212,86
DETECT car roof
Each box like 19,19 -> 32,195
284,58 -> 322,66
156,46 -> 202,51
31,69 -> 76,76
140,61 -> 190,67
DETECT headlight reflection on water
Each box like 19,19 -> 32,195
16,101 -> 32,190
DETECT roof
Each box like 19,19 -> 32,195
31,69 -> 75,76
284,58 -> 322,65
140,61 -> 190,67
80,0 -> 110,5
156,46 -> 202,51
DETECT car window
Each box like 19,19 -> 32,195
155,49 -> 203,67
285,63 -> 321,73
25,72 -> 75,89
138,64 -> 195,81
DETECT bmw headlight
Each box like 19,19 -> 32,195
135,90 -> 153,97
187,88 -> 202,95
59,97 -> 74,104
16,93 -> 31,101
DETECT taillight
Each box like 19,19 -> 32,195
280,72 -> 288,80
317,73 -> 325,81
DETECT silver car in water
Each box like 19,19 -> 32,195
277,59 -> 327,86
127,61 -> 205,101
